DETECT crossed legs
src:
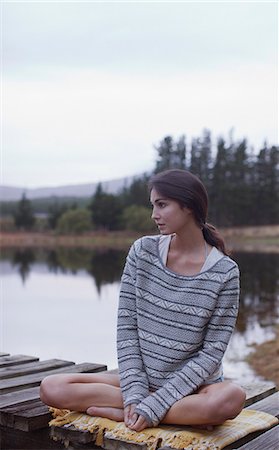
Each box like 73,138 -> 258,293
40,372 -> 246,428
40,373 -> 124,421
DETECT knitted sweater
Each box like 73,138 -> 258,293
117,235 -> 240,426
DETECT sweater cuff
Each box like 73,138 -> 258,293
123,392 -> 146,408
135,392 -> 172,426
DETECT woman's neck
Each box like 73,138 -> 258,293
171,222 -> 206,255
166,226 -> 210,276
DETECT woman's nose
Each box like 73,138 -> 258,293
151,207 -> 159,220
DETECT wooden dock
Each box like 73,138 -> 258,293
0,352 -> 278,450
0,352 -> 106,449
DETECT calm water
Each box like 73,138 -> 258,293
1,247 -> 278,385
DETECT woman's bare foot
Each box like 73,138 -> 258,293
86,406 -> 124,422
193,424 -> 215,431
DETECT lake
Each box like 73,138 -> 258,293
1,247 -> 278,386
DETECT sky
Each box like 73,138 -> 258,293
1,0 -> 278,188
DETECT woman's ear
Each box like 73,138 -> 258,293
182,205 -> 192,215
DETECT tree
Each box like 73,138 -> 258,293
56,209 -> 92,234
210,137 -> 232,226
154,135 -> 186,173
48,201 -> 69,229
254,144 -> 279,224
229,139 -> 251,225
120,174 -> 150,209
190,129 -> 212,186
13,194 -> 35,230
89,183 -> 122,230
121,205 -> 155,232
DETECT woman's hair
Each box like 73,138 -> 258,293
149,169 -> 229,255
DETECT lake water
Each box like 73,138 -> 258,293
1,247 -> 278,386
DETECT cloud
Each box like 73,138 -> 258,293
2,1 -> 277,187
3,61 -> 277,187
4,1 -> 277,73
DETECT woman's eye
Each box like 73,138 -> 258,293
158,202 -> 166,208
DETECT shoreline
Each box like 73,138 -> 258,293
221,225 -> 279,254
0,225 -> 278,252
0,230 -> 141,251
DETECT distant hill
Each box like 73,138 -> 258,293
0,175 -> 138,202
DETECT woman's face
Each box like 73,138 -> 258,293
150,188 -> 192,235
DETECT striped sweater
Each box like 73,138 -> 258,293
117,235 -> 240,426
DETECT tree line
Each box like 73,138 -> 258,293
3,129 -> 278,233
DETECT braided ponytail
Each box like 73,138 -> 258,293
202,222 -> 229,256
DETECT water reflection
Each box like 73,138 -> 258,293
233,252 -> 279,332
2,247 -> 127,290
11,249 -> 36,283
89,250 -> 126,292
1,248 -> 278,383
3,248 -> 278,317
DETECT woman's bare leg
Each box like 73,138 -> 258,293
161,381 -> 246,426
40,374 -> 245,428
89,381 -> 245,429
40,372 -> 124,420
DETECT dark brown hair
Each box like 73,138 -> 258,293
149,169 -> 228,255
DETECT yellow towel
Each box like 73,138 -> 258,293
49,407 -> 278,450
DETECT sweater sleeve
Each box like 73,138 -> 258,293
135,265 -> 240,426
117,239 -> 150,407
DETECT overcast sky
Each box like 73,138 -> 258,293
2,1 -> 278,188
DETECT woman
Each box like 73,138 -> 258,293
40,169 -> 246,432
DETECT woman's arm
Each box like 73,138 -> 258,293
135,265 -> 240,427
117,240 -> 150,408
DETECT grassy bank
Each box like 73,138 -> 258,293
247,324 -> 279,389
221,225 -> 279,253
0,230 -> 141,250
0,225 -> 278,252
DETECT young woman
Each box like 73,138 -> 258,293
40,169 -> 246,432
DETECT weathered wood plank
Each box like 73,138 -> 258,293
242,382 -> 277,407
0,400 -> 44,428
224,425 -> 279,450
223,393 -> 279,449
1,399 -> 46,415
246,392 -> 279,417
104,436 -> 147,450
0,362 -> 107,394
0,354 -> 39,368
0,399 -> 51,431
51,425 -> 97,445
237,425 -> 279,449
51,426 -> 147,450
0,358 -> 75,379
0,386 -> 40,409
0,425 -> 71,449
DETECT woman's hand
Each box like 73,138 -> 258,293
124,404 -> 150,431
124,404 -> 137,427
128,414 -> 150,432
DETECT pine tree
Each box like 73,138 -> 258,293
230,139 -> 251,225
190,129 -> 212,186
255,144 -> 279,224
210,137 -> 232,226
154,135 -> 186,173
89,183 -> 122,230
120,175 -> 150,208
13,194 -> 35,230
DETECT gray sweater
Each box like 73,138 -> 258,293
117,235 -> 240,426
